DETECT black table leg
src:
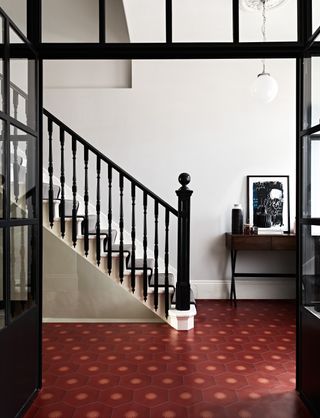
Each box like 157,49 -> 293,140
230,249 -> 237,306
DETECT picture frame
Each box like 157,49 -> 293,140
247,175 -> 290,233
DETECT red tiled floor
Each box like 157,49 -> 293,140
24,300 -> 314,418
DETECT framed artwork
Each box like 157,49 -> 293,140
247,175 -> 290,233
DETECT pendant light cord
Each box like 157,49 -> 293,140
261,0 -> 267,74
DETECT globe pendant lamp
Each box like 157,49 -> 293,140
243,0 -> 285,103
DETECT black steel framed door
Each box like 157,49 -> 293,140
0,8 -> 42,418
297,10 -> 320,413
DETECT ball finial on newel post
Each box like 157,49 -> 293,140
178,173 -> 191,188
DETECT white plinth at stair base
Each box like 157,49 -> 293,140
168,305 -> 197,331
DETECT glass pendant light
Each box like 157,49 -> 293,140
248,0 -> 280,103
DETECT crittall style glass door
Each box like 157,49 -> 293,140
0,8 -> 41,418
297,7 -> 320,415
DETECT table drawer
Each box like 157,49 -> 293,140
272,236 -> 296,250
231,236 -> 272,250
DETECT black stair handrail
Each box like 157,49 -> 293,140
43,109 -> 178,217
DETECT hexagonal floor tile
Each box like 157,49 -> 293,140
72,402 -> 112,418
120,373 -> 152,390
112,402 -> 150,418
99,386 -> 133,407
214,372 -> 248,390
168,386 -> 203,406
63,386 -> 99,407
150,402 -> 187,418
134,386 -> 168,407
202,387 -> 238,406
152,373 -> 184,389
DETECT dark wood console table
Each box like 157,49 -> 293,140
225,233 -> 296,305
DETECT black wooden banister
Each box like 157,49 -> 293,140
7,77 -> 194,314
43,108 -> 178,217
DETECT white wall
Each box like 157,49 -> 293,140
44,58 -> 296,299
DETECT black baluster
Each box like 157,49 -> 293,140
72,137 -> 77,247
131,183 -> 136,292
48,118 -> 54,228
119,173 -> 124,283
107,165 -> 112,275
165,208 -> 170,318
154,201 -> 159,311
83,146 -> 89,256
96,157 -> 101,266
59,128 -> 66,238
143,192 -> 148,302
13,91 -> 19,204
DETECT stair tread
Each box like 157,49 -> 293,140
149,273 -> 175,287
171,288 -> 196,305
128,258 -> 154,270
109,243 -> 132,252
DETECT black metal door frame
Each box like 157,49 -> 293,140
1,0 -> 319,416
0,5 -> 42,418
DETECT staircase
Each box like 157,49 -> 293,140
41,109 -> 196,330
8,77 -> 196,330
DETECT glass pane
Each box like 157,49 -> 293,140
9,26 -> 24,44
239,0 -> 297,42
42,0 -> 99,42
120,0 -> 165,43
301,134 -> 320,219
10,59 -> 36,130
0,0 -> 27,35
10,225 -> 36,320
10,126 -> 37,219
302,57 -> 320,130
0,60 -> 3,112
302,224 -> 320,318
0,119 -> 4,219
313,0 -> 320,33
173,0 -> 232,42
0,228 -> 4,329
311,57 -> 320,128
0,16 -> 3,44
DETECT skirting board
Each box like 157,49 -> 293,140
191,279 -> 296,300
43,317 -> 163,323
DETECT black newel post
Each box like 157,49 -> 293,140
175,173 -> 193,311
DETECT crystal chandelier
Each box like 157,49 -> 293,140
247,0 -> 286,103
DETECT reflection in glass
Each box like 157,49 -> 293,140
0,120 -> 4,219
0,229 -> 4,329
10,225 -> 36,320
10,59 -> 36,130
302,224 -> 320,314
302,135 -> 320,219
10,125 -> 37,219
0,60 -> 3,112
0,16 -> 3,44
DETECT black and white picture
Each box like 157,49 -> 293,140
247,175 -> 290,232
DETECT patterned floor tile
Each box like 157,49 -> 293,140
24,301 -> 313,418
